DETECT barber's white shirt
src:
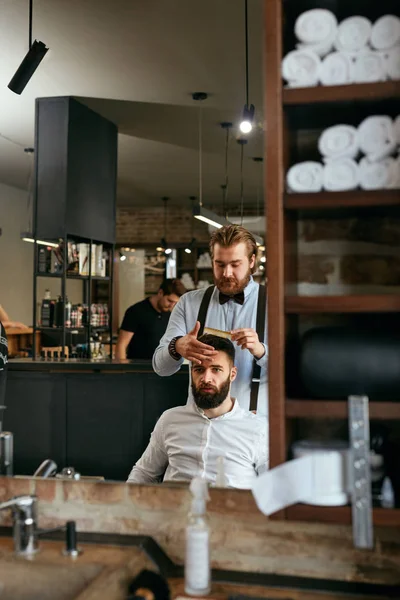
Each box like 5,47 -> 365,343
127,399 -> 268,489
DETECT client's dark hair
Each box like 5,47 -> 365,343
198,334 -> 235,366
159,278 -> 186,297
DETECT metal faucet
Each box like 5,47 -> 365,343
0,495 -> 38,555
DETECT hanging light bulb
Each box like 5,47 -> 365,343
238,0 -> 255,135
161,197 -> 172,254
119,251 -> 126,262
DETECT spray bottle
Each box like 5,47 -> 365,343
184,477 -> 211,596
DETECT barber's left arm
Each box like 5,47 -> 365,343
231,328 -> 267,364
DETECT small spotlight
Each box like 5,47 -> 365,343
8,40 -> 49,95
184,248 -> 192,254
165,248 -> 172,255
260,256 -> 266,263
119,251 -> 126,262
156,246 -> 164,252
239,104 -> 255,134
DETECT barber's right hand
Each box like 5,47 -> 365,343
175,322 -> 218,365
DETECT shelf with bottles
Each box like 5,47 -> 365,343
36,237 -> 113,279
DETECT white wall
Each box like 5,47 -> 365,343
0,182 -> 33,325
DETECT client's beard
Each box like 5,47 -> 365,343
191,376 -> 231,410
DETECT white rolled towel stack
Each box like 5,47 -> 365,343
295,9 -> 338,57
334,16 -> 372,53
319,52 -> 353,85
359,157 -> 396,189
286,162 -> 324,193
281,50 -> 320,88
318,125 -> 359,162
323,159 -> 360,191
358,115 -> 397,161
370,15 -> 400,51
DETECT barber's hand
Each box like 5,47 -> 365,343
175,322 -> 218,365
231,328 -> 265,359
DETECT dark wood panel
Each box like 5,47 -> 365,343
285,295 -> 400,314
287,505 -> 400,527
286,400 -> 400,420
283,81 -> 400,106
284,190 -> 400,211
4,372 -> 66,475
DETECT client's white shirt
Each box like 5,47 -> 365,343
127,399 -> 268,489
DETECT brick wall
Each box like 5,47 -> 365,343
117,206 -> 210,245
0,476 -> 399,584
298,216 -> 400,294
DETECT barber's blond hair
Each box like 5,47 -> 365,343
209,225 -> 257,272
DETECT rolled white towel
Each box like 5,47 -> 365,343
296,39 -> 335,58
387,156 -> 400,188
382,46 -> 400,80
395,115 -> 400,146
295,9 -> 338,48
319,51 -> 354,85
282,50 -> 320,87
323,159 -> 359,191
318,125 -> 359,161
359,157 -> 395,189
353,51 -> 386,83
358,116 -> 397,161
334,16 -> 372,53
286,162 -> 324,193
371,15 -> 400,50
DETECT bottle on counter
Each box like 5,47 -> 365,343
65,298 -> 72,328
184,477 -> 211,597
41,289 -> 54,327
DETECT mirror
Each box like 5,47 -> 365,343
1,0 -> 267,489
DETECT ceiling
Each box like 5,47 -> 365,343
0,0 -> 265,209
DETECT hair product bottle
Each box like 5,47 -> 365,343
184,477 -> 211,596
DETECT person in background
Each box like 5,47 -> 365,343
127,334 -> 267,488
115,279 -> 186,360
0,305 -> 28,329
152,225 -> 268,416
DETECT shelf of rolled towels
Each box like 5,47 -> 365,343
286,115 -> 400,192
282,10 -> 400,87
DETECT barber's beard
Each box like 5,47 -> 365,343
214,267 -> 251,295
191,376 -> 231,410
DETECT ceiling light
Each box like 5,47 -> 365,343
185,248 -> 192,254
8,1 -> 49,95
239,104 -> 255,134
193,205 -> 232,229
260,256 -> 266,263
156,246 -> 164,252
119,251 -> 126,262
21,233 -> 59,248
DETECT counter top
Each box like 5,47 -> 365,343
8,358 -> 189,373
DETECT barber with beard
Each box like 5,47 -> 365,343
128,334 -> 267,487
153,225 -> 267,416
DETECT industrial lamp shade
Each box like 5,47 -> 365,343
8,40 -> 49,95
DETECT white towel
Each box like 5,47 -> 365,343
334,16 -> 372,53
388,156 -> 400,188
318,125 -> 359,161
319,51 -> 354,85
286,162 -> 324,193
353,51 -> 386,83
295,9 -> 338,49
382,46 -> 400,80
371,15 -> 400,50
358,116 -> 397,161
359,157 -> 395,190
282,50 -> 320,87
395,115 -> 400,146
323,159 -> 359,191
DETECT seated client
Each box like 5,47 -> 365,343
127,334 -> 268,489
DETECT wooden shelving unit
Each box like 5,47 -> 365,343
285,295 -> 400,314
283,81 -> 400,105
286,400 -> 400,420
265,0 -> 400,522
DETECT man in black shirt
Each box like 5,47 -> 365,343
115,279 -> 186,360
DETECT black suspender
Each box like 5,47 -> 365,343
249,284 -> 266,412
196,284 -> 266,411
197,285 -> 215,338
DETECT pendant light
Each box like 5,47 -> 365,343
8,0 -> 49,95
239,0 -> 255,134
220,122 -> 232,218
192,92 -> 231,229
185,197 -> 197,254
161,197 -> 172,254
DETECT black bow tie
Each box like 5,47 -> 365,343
219,291 -> 245,305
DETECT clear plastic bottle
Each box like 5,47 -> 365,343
184,478 -> 211,596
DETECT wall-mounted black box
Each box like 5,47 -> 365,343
34,96 -> 118,244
